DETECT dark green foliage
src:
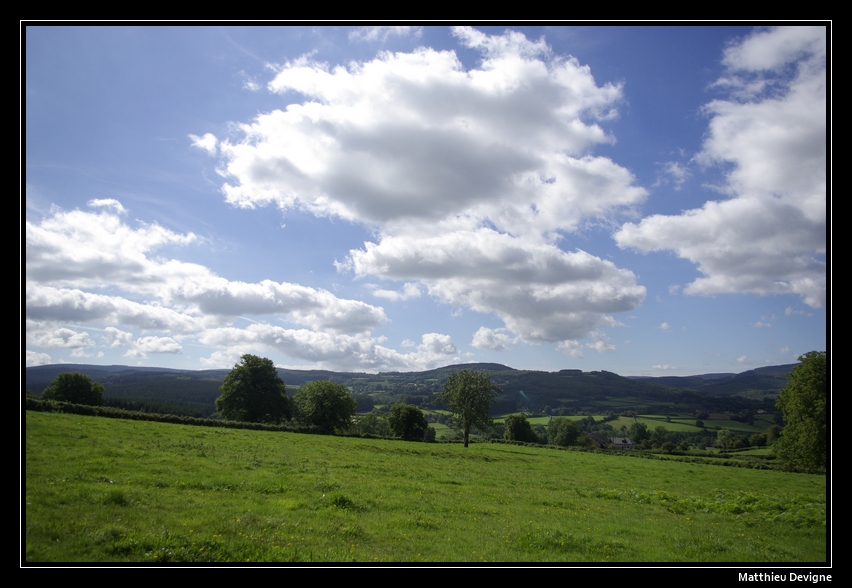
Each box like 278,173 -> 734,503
356,413 -> 392,437
27,360 -> 798,422
716,429 -> 732,451
503,414 -> 538,443
651,426 -> 668,447
547,417 -> 582,447
104,397 -> 204,418
438,370 -> 500,447
765,424 -> 782,445
388,403 -> 429,441
293,380 -> 357,434
774,351 -> 826,473
215,355 -> 291,424
629,422 -> 649,442
749,433 -> 767,447
41,372 -> 104,406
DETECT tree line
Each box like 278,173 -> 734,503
214,355 -> 502,445
30,351 -> 825,469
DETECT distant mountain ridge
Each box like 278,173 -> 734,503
25,361 -> 794,418
628,364 -> 796,398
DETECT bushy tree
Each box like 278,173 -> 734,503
215,355 -> 290,423
388,403 -> 429,441
774,351 -> 827,472
651,426 -> 669,447
503,413 -> 538,443
293,380 -> 356,434
438,370 -> 500,447
630,422 -> 649,442
547,417 -> 582,447
41,372 -> 104,406
716,429 -> 732,451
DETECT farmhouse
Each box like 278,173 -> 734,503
609,437 -> 635,451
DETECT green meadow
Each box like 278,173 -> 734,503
25,411 -> 825,563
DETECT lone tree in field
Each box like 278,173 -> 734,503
293,380 -> 357,434
774,351 -> 827,473
438,370 -> 500,447
389,403 -> 429,441
216,354 -> 291,423
41,372 -> 104,406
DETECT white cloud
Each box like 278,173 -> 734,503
189,133 -> 218,155
652,364 -> 677,371
655,161 -> 691,189
26,350 -> 52,367
348,26 -> 422,43
751,321 -> 772,328
616,26 -> 825,309
658,322 -> 671,331
721,26 -> 825,72
104,326 -> 134,348
87,198 -> 127,214
471,327 -> 517,351
123,336 -> 183,358
344,229 -> 645,344
199,325 -> 458,372
25,206 -> 388,335
27,324 -> 94,350
586,331 -> 616,353
557,340 -> 583,358
371,282 -> 422,301
26,287 -> 203,335
193,29 -> 647,349
736,355 -> 754,365
25,202 -> 395,368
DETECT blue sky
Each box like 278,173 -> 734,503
25,26 -> 827,375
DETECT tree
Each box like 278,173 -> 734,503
293,380 -> 356,434
438,370 -> 500,447
629,421 -> 649,442
547,417 -> 583,447
651,426 -> 669,447
716,429 -> 732,451
774,351 -> 827,472
41,372 -> 104,406
388,403 -> 429,441
215,354 -> 290,423
503,413 -> 538,443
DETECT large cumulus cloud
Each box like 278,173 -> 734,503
616,26 -> 826,308
202,27 -> 649,348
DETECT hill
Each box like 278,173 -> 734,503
26,361 -> 794,419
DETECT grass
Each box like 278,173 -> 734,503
24,411 -> 825,563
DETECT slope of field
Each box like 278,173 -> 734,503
24,411 -> 825,563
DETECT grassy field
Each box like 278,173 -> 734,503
24,411 -> 825,563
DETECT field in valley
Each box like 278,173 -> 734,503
24,411 -> 826,563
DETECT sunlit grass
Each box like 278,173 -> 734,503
25,411 -> 825,562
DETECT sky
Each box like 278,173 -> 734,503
24,25 -> 828,376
